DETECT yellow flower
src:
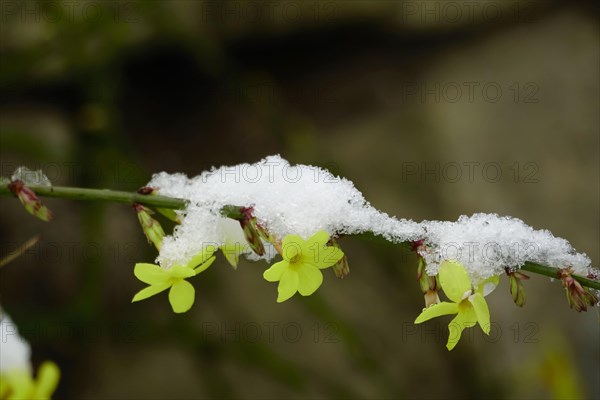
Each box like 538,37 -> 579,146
414,260 -> 499,350
263,231 -> 344,302
0,361 -> 60,400
218,218 -> 250,269
132,248 -> 216,313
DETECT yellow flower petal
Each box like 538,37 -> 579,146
169,265 -> 196,279
193,255 -> 215,275
439,261 -> 472,303
3,370 -> 34,399
263,260 -> 289,282
297,264 -> 324,296
414,301 -> 459,324
134,263 -> 169,285
169,280 -> 195,313
222,250 -> 239,268
0,377 -> 8,398
282,234 -> 304,248
304,230 -> 330,251
0,379 -> 8,399
33,361 -> 60,398
185,247 -> 217,269
476,275 -> 500,296
304,246 -> 344,269
132,283 -> 171,302
221,242 -> 247,268
469,292 -> 491,334
281,236 -> 302,262
277,269 -> 299,302
446,306 -> 477,351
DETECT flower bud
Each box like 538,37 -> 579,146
416,256 -> 440,307
256,223 -> 283,254
134,203 -> 165,251
506,268 -> 529,307
417,257 -> 429,293
424,289 -> 441,308
8,180 -> 53,222
559,268 -> 598,312
329,238 -> 349,278
239,207 -> 265,256
137,186 -> 181,223
156,207 -> 181,223
137,186 -> 155,195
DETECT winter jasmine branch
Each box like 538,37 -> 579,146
521,261 -> 598,289
1,183 -> 598,291
0,184 -> 187,209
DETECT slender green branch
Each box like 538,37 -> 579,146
1,183 -> 598,290
521,262 -> 597,289
0,184 -> 187,209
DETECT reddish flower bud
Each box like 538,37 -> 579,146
137,186 -> 156,195
558,268 -> 598,312
134,203 -> 165,251
417,256 -> 440,307
137,186 -> 181,223
506,268 -> 529,307
8,180 -> 53,222
329,238 -> 349,278
239,207 -> 265,256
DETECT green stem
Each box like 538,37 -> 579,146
0,184 -> 187,209
521,262 -> 598,289
1,183 -> 598,290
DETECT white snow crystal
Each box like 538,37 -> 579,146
11,166 -> 52,187
0,312 -> 32,373
148,156 -> 596,283
149,155 -> 423,268
418,214 -> 593,283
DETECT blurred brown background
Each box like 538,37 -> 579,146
0,1 -> 598,399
